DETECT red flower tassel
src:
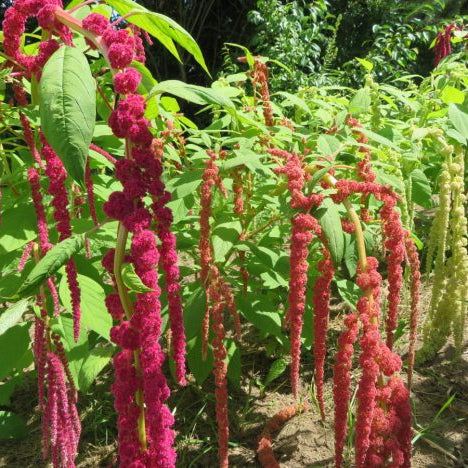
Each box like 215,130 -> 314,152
313,245 -> 335,420
333,314 -> 359,468
405,234 -> 421,389
42,142 -> 82,341
288,213 -> 321,398
209,267 -> 230,468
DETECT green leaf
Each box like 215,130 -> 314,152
122,263 -> 154,293
0,274 -> 27,302
441,86 -> 465,105
78,346 -> 114,392
187,334 -> 213,384
183,287 -> 206,340
238,296 -> 283,338
226,340 -> 241,390
0,377 -> 21,406
130,61 -> 157,94
410,169 -> 433,209
356,57 -> 373,71
0,299 -> 30,335
358,128 -> 402,152
264,358 -> 287,387
0,323 -> 31,381
349,88 -> 371,115
448,104 -> 468,139
150,80 -> 234,108
0,205 -> 37,254
169,169 -> 204,199
39,46 -> 96,182
16,235 -> 85,298
221,149 -> 266,172
336,278 -> 361,308
0,412 -> 27,440
50,314 -> 88,387
211,221 -> 242,262
316,199 -> 344,265
446,128 -> 467,145
59,274 -> 111,340
106,0 -> 209,74
316,134 -> 341,156
166,195 -> 194,224
275,91 -> 311,114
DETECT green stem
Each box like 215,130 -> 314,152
113,223 -> 148,451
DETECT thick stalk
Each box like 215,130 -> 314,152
113,223 -> 147,451
323,173 -> 385,391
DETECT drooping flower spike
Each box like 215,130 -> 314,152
42,141 -> 82,342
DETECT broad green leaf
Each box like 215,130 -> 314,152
410,169 -> 433,209
0,274 -> 26,302
264,358 -> 287,387
212,221 -> 242,262
448,104 -> 468,139
59,274 -> 111,340
221,149 -> 266,172
336,278 -> 361,308
275,91 -> 311,114
166,196 -> 194,224
150,80 -> 234,108
50,314 -> 88,386
349,88 -> 371,115
187,334 -> 213,384
106,0 -> 209,74
183,287 -> 206,340
0,205 -> 37,254
169,169 -> 204,199
0,299 -> 30,335
39,46 -> 96,182
344,236 -> 358,277
316,134 -> 341,156
78,346 -> 114,392
441,86 -> 465,105
446,128 -> 467,145
356,57 -> 373,71
0,323 -> 31,381
0,412 -> 27,440
226,340 -> 241,389
130,61 -> 157,95
16,235 -> 85,298
316,199 -> 344,265
260,270 -> 288,289
358,128 -> 402,151
122,263 -> 154,293
238,296 -> 283,338
0,377 -> 20,406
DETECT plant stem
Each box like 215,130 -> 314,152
68,0 -> 102,13
113,222 -> 148,452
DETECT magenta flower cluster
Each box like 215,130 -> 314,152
3,0 -> 70,77
92,26 -> 186,461
42,140 -> 82,342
